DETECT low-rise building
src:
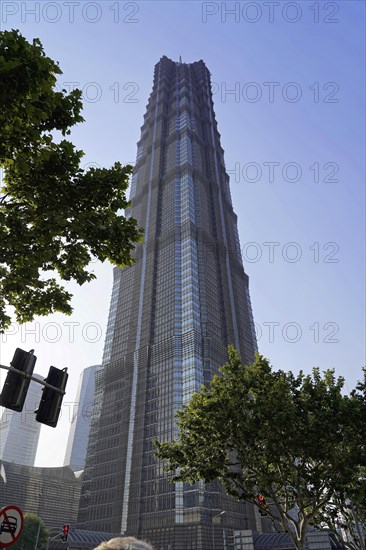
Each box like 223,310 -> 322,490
0,460 -> 81,529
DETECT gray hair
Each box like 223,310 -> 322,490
94,537 -> 153,550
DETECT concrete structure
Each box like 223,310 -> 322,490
78,57 -> 260,548
0,374 -> 43,466
64,365 -> 101,472
0,459 -> 81,528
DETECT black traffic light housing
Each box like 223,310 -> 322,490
61,524 -> 70,543
0,348 -> 36,412
35,366 -> 68,428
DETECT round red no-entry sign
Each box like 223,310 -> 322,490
0,505 -> 24,547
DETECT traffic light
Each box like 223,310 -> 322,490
35,366 -> 68,427
61,524 -> 70,543
0,348 -> 36,412
257,494 -> 268,516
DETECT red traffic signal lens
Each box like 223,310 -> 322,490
62,524 -> 70,542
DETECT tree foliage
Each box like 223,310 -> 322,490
314,369 -> 366,550
0,29 -> 143,331
155,348 -> 365,550
11,513 -> 49,550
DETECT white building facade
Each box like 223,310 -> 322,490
0,374 -> 43,466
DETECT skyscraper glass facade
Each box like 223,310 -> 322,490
78,57 -> 259,549
0,374 -> 43,466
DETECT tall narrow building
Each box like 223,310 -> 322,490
78,57 -> 259,549
0,374 -> 43,467
64,364 -> 101,472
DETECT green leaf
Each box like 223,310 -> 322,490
155,351 -> 366,550
0,30 -> 143,331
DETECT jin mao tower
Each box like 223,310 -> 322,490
78,57 -> 259,549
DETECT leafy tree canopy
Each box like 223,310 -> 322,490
315,369 -> 366,550
11,513 -> 49,550
0,29 -> 143,331
155,348 -> 365,550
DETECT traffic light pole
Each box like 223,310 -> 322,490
0,364 -> 66,396
46,532 -> 63,550
0,349 -> 68,427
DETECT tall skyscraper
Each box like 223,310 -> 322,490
78,57 -> 259,548
64,364 -> 101,472
0,374 -> 43,466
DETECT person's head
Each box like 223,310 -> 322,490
94,537 -> 153,550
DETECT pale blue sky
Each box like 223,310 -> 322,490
0,1 -> 365,466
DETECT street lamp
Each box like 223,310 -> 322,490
212,511 -> 226,550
